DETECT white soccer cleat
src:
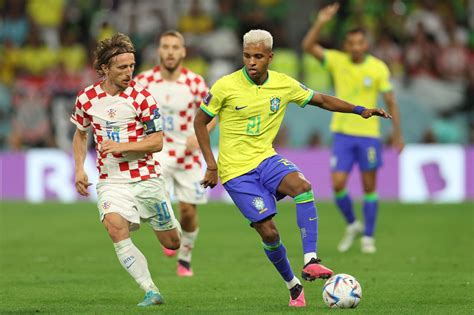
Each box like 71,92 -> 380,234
361,236 -> 376,254
337,221 -> 363,253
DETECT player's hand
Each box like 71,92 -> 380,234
200,168 -> 218,189
100,139 -> 122,155
75,170 -> 92,196
316,2 -> 340,24
185,135 -> 200,152
361,108 -> 392,119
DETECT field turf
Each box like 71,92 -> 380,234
1,201 -> 473,314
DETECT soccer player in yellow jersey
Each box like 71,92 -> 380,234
302,3 -> 404,254
195,29 -> 391,307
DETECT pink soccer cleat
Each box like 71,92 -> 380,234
177,262 -> 193,277
161,245 -> 177,257
288,284 -> 306,307
301,258 -> 334,281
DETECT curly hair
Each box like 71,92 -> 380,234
94,33 -> 136,76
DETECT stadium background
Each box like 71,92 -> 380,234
0,0 -> 473,203
0,0 -> 473,313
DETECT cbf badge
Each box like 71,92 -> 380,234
252,197 -> 268,214
269,96 -> 281,115
363,76 -> 373,88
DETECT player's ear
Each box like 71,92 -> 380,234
182,46 -> 186,59
268,51 -> 274,63
101,64 -> 109,75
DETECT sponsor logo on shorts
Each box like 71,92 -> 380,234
102,201 -> 111,210
252,197 -> 268,214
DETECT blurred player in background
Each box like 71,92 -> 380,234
194,29 -> 391,307
135,30 -> 215,277
71,33 -> 181,307
302,3 -> 404,254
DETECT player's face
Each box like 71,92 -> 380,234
344,32 -> 368,63
105,53 -> 135,90
243,42 -> 273,84
159,35 -> 186,72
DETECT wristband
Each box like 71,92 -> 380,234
352,106 -> 366,115
207,167 -> 217,171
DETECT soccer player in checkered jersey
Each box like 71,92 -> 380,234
134,30 -> 215,277
71,33 -> 181,307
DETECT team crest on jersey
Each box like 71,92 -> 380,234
203,92 -> 213,105
252,197 -> 268,214
269,96 -> 281,114
363,76 -> 373,87
107,108 -> 116,119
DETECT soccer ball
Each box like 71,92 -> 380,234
322,273 -> 362,308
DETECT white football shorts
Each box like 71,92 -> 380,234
96,177 -> 179,231
157,155 -> 207,205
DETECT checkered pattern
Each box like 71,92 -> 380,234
70,80 -> 161,183
134,67 -> 208,170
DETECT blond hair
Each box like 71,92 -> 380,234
243,29 -> 273,50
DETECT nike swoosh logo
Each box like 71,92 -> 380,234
309,217 -> 318,221
235,106 -> 248,110
126,260 -> 136,269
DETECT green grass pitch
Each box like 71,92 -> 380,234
1,201 -> 473,314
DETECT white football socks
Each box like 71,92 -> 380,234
113,238 -> 158,292
286,276 -> 301,289
304,252 -> 317,265
177,228 -> 199,263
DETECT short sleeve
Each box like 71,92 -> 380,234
378,62 -> 393,93
287,75 -> 314,108
70,95 -> 91,131
194,75 -> 209,104
137,89 -> 163,132
199,78 -> 225,118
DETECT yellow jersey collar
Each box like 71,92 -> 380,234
242,67 -> 269,86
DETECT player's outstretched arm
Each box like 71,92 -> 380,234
194,110 -> 218,189
309,92 -> 392,119
301,2 -> 340,61
101,132 -> 163,155
72,129 -> 91,196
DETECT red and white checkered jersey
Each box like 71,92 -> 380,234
134,67 -> 208,170
70,80 -> 162,183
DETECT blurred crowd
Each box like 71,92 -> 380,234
0,0 -> 473,151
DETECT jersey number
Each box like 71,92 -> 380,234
246,116 -> 261,135
106,131 -> 120,142
155,201 -> 171,224
163,116 -> 174,131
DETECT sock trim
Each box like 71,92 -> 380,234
294,191 -> 314,204
262,240 -> 282,251
335,189 -> 348,199
364,192 -> 378,201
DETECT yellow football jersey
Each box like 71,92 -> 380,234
324,49 -> 392,137
200,68 -> 313,183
